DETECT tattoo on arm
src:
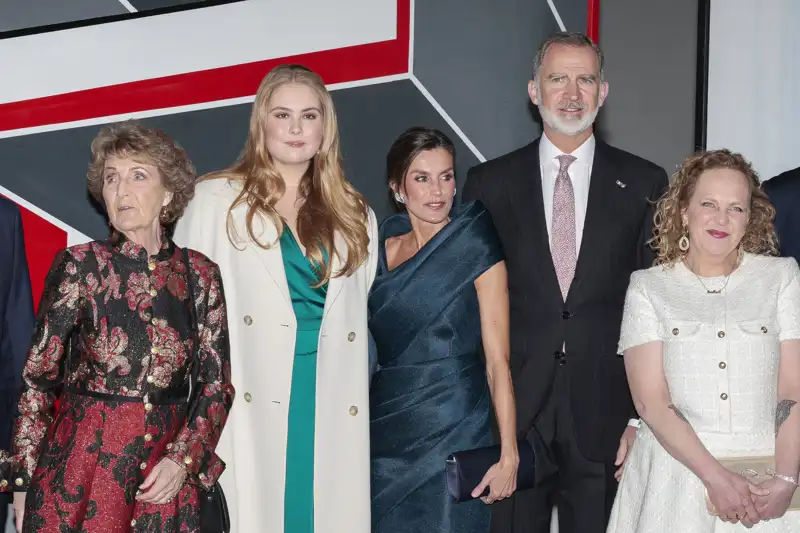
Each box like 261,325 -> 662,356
668,404 -> 690,424
775,399 -> 797,434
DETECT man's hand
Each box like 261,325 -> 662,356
614,425 -> 638,481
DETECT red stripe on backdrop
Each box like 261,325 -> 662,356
587,0 -> 600,42
0,0 -> 410,133
17,206 -> 68,312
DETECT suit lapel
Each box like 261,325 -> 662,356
507,139 -> 563,304
568,141 -> 618,300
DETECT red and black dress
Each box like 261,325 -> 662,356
4,235 -> 234,532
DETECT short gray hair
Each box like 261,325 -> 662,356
532,32 -> 604,82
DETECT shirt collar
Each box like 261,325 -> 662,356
539,132 -> 596,168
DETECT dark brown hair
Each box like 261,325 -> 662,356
386,127 -> 456,209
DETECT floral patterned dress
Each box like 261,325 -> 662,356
3,235 -> 234,532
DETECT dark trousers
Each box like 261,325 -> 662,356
491,365 -> 616,533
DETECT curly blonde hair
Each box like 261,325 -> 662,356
651,149 -> 778,266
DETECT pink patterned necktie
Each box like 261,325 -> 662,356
552,154 -> 577,301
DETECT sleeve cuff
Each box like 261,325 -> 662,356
627,418 -> 642,429
165,442 -> 224,490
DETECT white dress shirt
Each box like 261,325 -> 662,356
539,134 -> 641,430
539,132 -> 595,253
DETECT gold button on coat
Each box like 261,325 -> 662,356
347,332 -> 356,342
150,346 -> 159,354
146,375 -> 155,384
244,315 -> 253,326
244,392 -> 252,402
131,519 -> 137,527
149,289 -> 157,297
139,462 -> 147,470
144,433 -> 153,442
148,261 -> 155,271
349,405 -> 358,416
0,479 -> 7,488
144,403 -> 153,411
14,478 -> 22,487
184,456 -> 193,465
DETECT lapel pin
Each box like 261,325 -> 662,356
615,180 -> 627,189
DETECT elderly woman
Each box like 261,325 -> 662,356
607,149 -> 800,532
6,121 -> 234,532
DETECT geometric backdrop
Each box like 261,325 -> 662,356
0,0 -> 593,306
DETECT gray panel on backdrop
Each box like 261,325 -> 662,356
0,80 -> 478,240
0,0 -> 127,33
597,0 -> 698,172
413,0 -> 563,161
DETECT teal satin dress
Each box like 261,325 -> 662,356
281,229 -> 327,533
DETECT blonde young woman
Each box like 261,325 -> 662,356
174,64 -> 378,533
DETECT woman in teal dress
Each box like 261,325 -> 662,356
174,64 -> 378,533
281,228 -> 326,531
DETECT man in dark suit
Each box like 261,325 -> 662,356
0,198 -> 34,528
463,32 -> 668,533
762,166 -> 800,261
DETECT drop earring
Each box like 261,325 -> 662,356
678,232 -> 690,252
393,191 -> 406,204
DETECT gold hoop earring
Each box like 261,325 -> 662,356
678,233 -> 690,252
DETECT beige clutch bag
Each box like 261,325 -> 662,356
705,456 -> 800,515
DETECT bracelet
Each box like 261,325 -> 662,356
771,473 -> 799,486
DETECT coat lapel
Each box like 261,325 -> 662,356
321,232 -> 346,323
231,206 -> 293,310
507,139 -> 563,304
567,141 -> 618,300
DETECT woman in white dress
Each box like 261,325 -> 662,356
608,149 -> 800,532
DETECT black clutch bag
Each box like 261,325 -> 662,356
445,439 -> 536,503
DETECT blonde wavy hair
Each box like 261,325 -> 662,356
651,149 -> 778,266
203,64 -> 369,284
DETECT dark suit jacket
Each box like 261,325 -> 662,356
0,198 -> 34,451
463,138 -> 668,462
763,167 -> 800,262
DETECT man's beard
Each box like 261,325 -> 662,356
539,101 -> 599,137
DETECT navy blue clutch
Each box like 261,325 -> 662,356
445,439 -> 536,503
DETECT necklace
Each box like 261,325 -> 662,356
684,255 -> 740,294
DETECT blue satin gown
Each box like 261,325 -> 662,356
368,201 -> 504,533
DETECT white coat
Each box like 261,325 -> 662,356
173,178 -> 378,533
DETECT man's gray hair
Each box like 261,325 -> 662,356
532,32 -> 604,82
